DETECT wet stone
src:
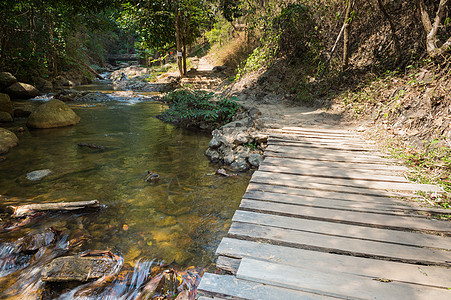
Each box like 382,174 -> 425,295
26,169 -> 52,181
42,256 -> 119,282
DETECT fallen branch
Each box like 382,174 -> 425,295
10,200 -> 101,218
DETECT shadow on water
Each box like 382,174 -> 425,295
0,84 -> 251,298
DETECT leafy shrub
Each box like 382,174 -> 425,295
158,89 -> 240,129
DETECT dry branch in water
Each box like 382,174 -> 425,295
9,200 -> 101,218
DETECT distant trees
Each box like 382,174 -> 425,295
0,0 -> 121,79
120,0 -> 212,77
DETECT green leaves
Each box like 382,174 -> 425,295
159,89 -> 240,129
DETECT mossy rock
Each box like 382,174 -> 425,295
27,99 -> 80,129
0,72 -> 17,90
0,128 -> 18,154
4,82 -> 40,99
0,93 -> 13,115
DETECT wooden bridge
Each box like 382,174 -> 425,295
197,127 -> 451,299
106,53 -> 138,64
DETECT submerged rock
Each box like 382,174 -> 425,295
4,82 -> 40,99
0,128 -> 19,154
27,99 -> 80,128
26,169 -> 52,181
42,256 -> 119,282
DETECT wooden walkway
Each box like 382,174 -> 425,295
197,127 -> 451,300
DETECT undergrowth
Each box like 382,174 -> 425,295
158,89 -> 240,129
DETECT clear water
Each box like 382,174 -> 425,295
0,86 -> 251,271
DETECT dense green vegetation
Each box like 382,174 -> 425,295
159,89 -> 240,129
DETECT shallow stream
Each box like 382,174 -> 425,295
0,81 -> 251,297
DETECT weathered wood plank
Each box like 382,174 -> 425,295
265,149 -> 397,165
198,273 -> 329,300
233,210 -> 451,250
263,156 -> 407,173
269,133 -> 368,145
244,190 -> 449,216
273,127 -> 354,135
268,138 -> 374,152
267,143 -> 385,156
217,238 -> 451,288
228,222 -> 451,265
246,182 -> 408,205
252,171 -> 442,193
240,199 -> 451,233
236,258 -> 451,300
258,164 -> 409,183
216,256 -> 240,274
270,128 -> 356,138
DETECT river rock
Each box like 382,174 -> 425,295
26,169 -> 52,181
34,77 -> 53,93
0,111 -> 13,122
14,108 -> 32,118
0,93 -> 13,115
248,153 -> 263,167
0,72 -> 17,90
209,136 -> 221,148
205,148 -> 220,162
4,82 -> 40,99
230,157 -> 249,172
42,256 -> 119,282
26,99 -> 80,128
0,128 -> 19,154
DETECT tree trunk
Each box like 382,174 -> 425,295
376,0 -> 401,62
342,0 -> 355,70
175,3 -> 183,77
415,0 -> 451,57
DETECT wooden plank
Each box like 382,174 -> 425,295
217,238 -> 451,288
266,150 -> 397,165
269,138 -> 372,150
266,145 -> 395,163
228,222 -> 451,265
252,171 -> 442,193
258,164 -> 409,183
263,156 -> 407,172
273,127 -> 354,135
267,143 -> 385,157
244,190 -> 449,216
236,258 -> 451,300
246,182 -> 409,205
268,138 -> 374,152
216,256 -> 240,274
269,133 -> 368,145
240,199 -> 451,233
198,273 -> 329,300
233,210 -> 451,250
271,128 -> 356,138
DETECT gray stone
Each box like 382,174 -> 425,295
234,146 -> 251,159
42,256 -> 119,282
0,93 -> 13,115
27,99 -> 80,128
209,136 -> 222,148
205,148 -> 220,163
230,158 -> 249,172
248,153 -> 264,168
0,72 -> 17,90
224,154 -> 235,165
26,169 -> 52,181
0,111 -> 13,122
234,132 -> 249,145
4,82 -> 40,99
0,128 -> 18,154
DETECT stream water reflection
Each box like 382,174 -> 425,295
0,87 -> 251,296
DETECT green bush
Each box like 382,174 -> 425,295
159,89 -> 240,129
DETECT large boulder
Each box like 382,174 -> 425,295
26,99 -> 80,128
0,111 -> 13,123
34,77 -> 53,93
0,72 -> 17,90
0,93 -> 13,115
0,128 -> 19,154
4,82 -> 40,99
